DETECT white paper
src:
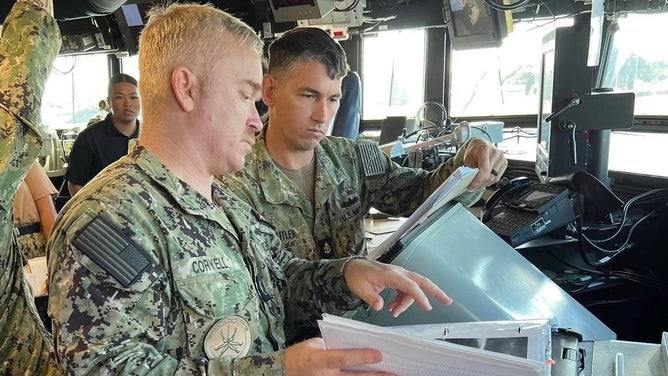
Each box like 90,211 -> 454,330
390,319 -> 553,364
23,256 -> 48,297
319,314 -> 546,376
367,166 -> 479,260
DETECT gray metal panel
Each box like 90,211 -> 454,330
353,203 -> 616,341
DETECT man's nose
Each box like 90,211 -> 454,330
312,99 -> 330,124
247,104 -> 263,132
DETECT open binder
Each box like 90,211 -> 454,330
319,314 -> 550,376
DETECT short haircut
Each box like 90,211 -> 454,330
138,3 -> 263,112
107,73 -> 138,97
267,27 -> 349,81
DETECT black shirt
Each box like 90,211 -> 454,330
64,113 -> 140,186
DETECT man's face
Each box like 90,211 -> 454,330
195,43 -> 263,176
109,82 -> 140,123
264,60 -> 342,152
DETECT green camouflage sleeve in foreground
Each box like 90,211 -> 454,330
0,1 -> 61,375
279,254 -> 362,342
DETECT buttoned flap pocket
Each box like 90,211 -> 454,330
174,261 -> 255,319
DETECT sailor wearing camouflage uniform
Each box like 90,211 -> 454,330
219,27 -> 507,262
47,4 -> 452,375
0,0 -> 61,374
223,129 -> 482,260
48,143 -> 361,374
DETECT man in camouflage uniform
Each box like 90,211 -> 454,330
47,4 -> 453,375
220,27 -> 508,262
0,0 -> 61,374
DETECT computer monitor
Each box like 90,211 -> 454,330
442,0 -> 509,50
268,0 -> 335,23
353,202 -> 616,341
114,2 -> 152,56
378,116 -> 408,145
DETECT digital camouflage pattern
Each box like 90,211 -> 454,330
18,231 -> 48,259
220,129 -> 484,261
48,143 -> 362,375
0,1 -> 61,374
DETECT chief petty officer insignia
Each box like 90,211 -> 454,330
204,315 -> 252,358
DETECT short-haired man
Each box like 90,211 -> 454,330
65,73 -> 140,196
220,27 -> 507,262
48,4 -> 452,374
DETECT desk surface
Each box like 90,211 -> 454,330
365,217 -> 404,250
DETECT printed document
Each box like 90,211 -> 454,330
367,166 -> 478,260
319,314 -> 547,376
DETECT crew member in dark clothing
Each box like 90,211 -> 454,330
64,73 -> 140,196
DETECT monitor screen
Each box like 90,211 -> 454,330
269,0 -> 334,23
443,0 -> 509,50
115,3 -> 152,56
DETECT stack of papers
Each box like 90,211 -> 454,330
319,314 -> 548,376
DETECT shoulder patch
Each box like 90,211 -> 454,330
356,142 -> 386,177
73,216 -> 152,288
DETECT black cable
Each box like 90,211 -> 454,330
586,188 -> 668,244
483,0 -> 531,11
334,0 -> 360,13
545,248 -> 664,292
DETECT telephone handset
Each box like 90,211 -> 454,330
480,176 -> 532,223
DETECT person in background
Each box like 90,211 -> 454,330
64,73 -> 140,196
219,27 -> 507,262
14,160 -> 58,259
47,4 -> 452,375
0,0 -> 61,373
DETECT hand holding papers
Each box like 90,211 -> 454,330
319,314 -> 549,376
368,166 -> 479,260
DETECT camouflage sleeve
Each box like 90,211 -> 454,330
366,138 -> 484,216
0,2 -> 61,375
278,253 -> 362,341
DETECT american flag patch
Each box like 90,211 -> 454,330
73,216 -> 152,287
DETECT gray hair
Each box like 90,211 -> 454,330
138,3 -> 263,111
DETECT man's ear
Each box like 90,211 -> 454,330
262,73 -> 276,106
172,67 -> 196,112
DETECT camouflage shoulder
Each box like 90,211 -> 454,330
0,0 -> 61,129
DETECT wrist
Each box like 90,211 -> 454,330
340,255 -> 366,279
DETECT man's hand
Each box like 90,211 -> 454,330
284,338 -> 393,376
343,259 -> 453,317
462,138 -> 507,190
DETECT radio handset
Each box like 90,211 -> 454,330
480,176 -> 532,223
